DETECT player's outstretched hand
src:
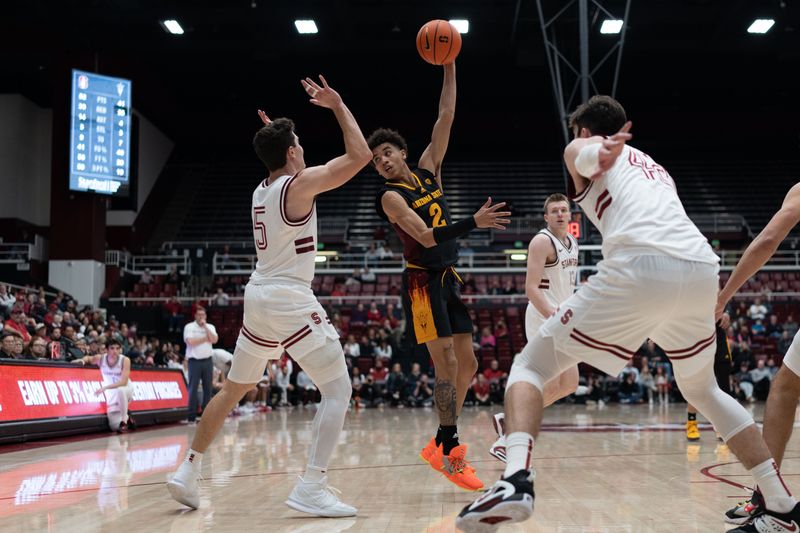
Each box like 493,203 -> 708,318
301,75 -> 343,109
474,197 -> 511,230
590,121 -> 633,179
257,109 -> 271,125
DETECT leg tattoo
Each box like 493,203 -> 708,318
435,379 -> 457,425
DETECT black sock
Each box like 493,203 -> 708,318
440,425 -> 459,455
688,412 -> 697,422
435,425 -> 443,446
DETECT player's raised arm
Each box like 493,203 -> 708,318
293,75 -> 372,198
418,63 -> 456,188
525,234 -> 558,318
717,183 -> 800,318
564,121 -> 633,181
380,193 -> 510,248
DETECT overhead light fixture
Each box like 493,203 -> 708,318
510,253 -> 528,261
600,19 -> 623,34
748,19 -> 775,34
160,19 -> 184,35
449,19 -> 469,34
295,19 -> 318,34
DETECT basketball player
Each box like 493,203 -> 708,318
457,95 -> 799,532
715,183 -> 800,528
367,62 -> 511,491
167,75 -> 372,517
489,193 -> 580,463
72,339 -> 135,433
685,312 -> 732,442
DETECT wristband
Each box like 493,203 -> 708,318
575,142 -> 601,177
432,216 -> 477,244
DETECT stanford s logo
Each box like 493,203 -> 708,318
560,309 -> 574,325
311,312 -> 322,325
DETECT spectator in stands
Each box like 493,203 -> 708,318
483,358 -> 507,403
750,359 -> 773,401
219,245 -> 232,269
374,337 -> 392,364
733,341 -> 755,370
654,365 -> 670,404
351,366 -> 366,407
345,268 -> 362,289
638,362 -> 657,404
385,301 -> 402,323
369,359 -> 389,401
359,334 -> 375,358
27,335 -> 47,360
387,363 -> 406,406
351,303 -> 368,326
767,356 -> 779,378
480,326 -> 496,348
5,306 -> 31,346
736,326 -> 752,347
410,374 -> 434,407
779,330 -> 794,355
734,362 -> 755,402
766,314 -> 783,338
0,284 -> 15,314
494,319 -> 509,339
32,323 -> 48,342
273,365 -> 293,406
364,243 -> 380,268
488,279 -> 503,295
360,266 -> 376,283
404,362 -> 423,405
212,288 -> 230,307
748,297 -> 767,321
166,265 -> 183,287
751,319 -> 766,335
163,296 -> 183,332
1,333 -> 18,358
343,334 -> 360,357
367,302 -> 382,325
461,273 -> 477,293
139,268 -> 154,284
501,280 -> 516,295
458,241 -> 475,264
471,374 -> 492,406
296,370 -> 318,405
183,307 -> 218,423
784,314 -> 799,337
618,372 -> 642,404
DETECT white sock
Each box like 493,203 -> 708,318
303,465 -> 326,483
751,459 -> 796,513
503,432 -> 534,479
184,449 -> 203,470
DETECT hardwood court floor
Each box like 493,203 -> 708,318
1,402 -> 796,532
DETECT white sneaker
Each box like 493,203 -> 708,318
285,476 -> 357,517
489,435 -> 507,463
167,463 -> 200,509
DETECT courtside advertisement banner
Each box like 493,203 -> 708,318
0,364 -> 188,423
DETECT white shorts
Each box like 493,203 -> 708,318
234,282 -> 339,362
539,254 -> 719,379
782,332 -> 800,377
525,303 -> 547,341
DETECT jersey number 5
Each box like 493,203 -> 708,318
429,202 -> 447,227
253,206 -> 268,250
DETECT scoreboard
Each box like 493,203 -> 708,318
68,69 -> 132,196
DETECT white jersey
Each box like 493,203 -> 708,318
527,229 -> 579,326
99,354 -> 126,385
248,174 -> 317,286
571,145 -> 718,264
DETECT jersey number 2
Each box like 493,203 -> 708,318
429,202 -> 447,227
253,207 -> 268,250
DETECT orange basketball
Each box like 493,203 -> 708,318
416,20 -> 462,65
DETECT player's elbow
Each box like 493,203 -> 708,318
438,109 -> 455,122
419,230 -> 437,248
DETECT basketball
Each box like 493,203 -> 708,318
416,20 -> 462,65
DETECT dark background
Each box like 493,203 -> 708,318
2,0 -> 799,165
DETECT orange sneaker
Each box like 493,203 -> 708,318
419,437 -> 437,465
430,444 -> 484,491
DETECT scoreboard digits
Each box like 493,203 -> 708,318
69,69 -> 132,195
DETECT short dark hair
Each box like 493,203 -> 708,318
543,193 -> 570,213
366,128 -> 408,153
107,338 -> 122,348
568,95 -> 627,137
252,118 -> 296,171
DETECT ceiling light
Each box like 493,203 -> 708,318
295,19 -> 318,34
748,19 -> 775,34
449,19 -> 469,34
510,253 -> 527,261
600,19 -> 623,34
160,19 -> 184,35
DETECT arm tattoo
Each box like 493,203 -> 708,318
434,378 -> 457,425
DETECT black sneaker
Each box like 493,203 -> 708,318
728,501 -> 800,532
126,413 -> 137,430
725,490 -> 764,525
116,422 -> 128,434
455,469 -> 534,533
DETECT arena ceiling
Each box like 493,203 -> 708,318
2,0 -> 799,159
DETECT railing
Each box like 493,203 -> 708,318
105,250 -> 191,275
693,214 -> 753,239
161,241 -> 253,252
719,250 -> 800,270
0,236 -> 47,265
0,280 -> 61,298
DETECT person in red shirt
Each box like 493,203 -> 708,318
4,306 -> 31,346
163,296 -> 184,332
367,302 -> 383,325
471,374 -> 491,406
369,358 -> 389,401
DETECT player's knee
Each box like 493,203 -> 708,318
775,364 -> 800,396
506,362 -> 545,392
459,353 -> 479,377
431,343 -> 458,375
